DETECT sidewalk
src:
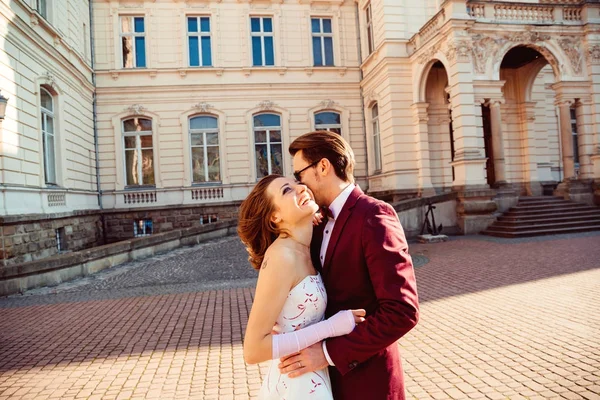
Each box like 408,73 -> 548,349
1,233 -> 599,399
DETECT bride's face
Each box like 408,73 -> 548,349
266,177 -> 319,226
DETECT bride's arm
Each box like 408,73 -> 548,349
244,245 -> 298,365
244,246 -> 364,365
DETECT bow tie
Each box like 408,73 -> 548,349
321,206 -> 334,220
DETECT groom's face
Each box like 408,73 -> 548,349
292,151 -> 323,206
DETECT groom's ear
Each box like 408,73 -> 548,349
318,158 -> 331,176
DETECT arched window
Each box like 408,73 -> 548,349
40,87 -> 57,184
253,113 -> 283,178
189,115 -> 220,183
122,117 -> 155,186
371,104 -> 382,172
314,111 -> 341,134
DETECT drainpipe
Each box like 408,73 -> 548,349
89,0 -> 102,209
355,2 -> 369,192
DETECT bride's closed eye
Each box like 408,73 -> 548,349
282,187 -> 291,195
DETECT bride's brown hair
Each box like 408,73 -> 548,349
238,174 -> 283,270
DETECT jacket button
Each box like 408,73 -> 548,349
348,361 -> 358,369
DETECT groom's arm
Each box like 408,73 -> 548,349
325,201 -> 419,375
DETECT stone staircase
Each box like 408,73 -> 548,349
481,196 -> 600,238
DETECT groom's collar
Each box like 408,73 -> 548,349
327,183 -> 356,220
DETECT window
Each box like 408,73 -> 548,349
123,118 -> 155,186
366,3 -> 374,55
187,16 -> 212,67
315,111 -> 341,134
254,113 -> 283,178
120,16 -> 146,68
36,0 -> 47,19
40,87 -> 57,185
372,104 -> 382,172
133,219 -> 153,237
55,228 -> 65,252
251,17 -> 274,67
189,116 -> 220,183
311,18 -> 334,66
570,107 -> 579,166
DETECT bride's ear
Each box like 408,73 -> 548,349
270,211 -> 282,225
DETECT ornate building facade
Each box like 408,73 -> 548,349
1,0 -> 600,265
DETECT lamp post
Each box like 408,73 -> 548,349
0,92 -> 8,120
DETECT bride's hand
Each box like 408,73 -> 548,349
313,212 -> 324,226
351,309 -> 366,324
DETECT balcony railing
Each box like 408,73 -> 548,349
466,1 -> 584,24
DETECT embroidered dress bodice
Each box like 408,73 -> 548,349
258,274 -> 333,400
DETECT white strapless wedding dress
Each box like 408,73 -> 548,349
258,274 -> 334,400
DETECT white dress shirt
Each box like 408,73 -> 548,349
320,183 -> 355,366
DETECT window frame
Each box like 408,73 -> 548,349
365,3 -> 374,55
371,104 -> 382,172
187,15 -> 213,67
40,87 -> 57,185
119,15 -> 146,69
133,219 -> 153,237
250,16 -> 275,67
314,111 -> 342,134
122,117 -> 155,187
253,113 -> 283,178
311,17 -> 335,67
189,115 -> 221,184
36,0 -> 48,20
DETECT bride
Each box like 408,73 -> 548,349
238,175 -> 365,400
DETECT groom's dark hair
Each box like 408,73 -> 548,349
289,130 -> 355,183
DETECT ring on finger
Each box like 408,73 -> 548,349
297,361 -> 302,368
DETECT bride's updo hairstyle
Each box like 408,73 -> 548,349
238,174 -> 283,270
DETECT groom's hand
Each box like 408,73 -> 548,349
278,342 -> 329,378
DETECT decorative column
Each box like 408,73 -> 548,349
411,102 -> 436,197
487,99 -> 507,186
521,101 -> 542,196
445,36 -> 496,234
557,99 -> 576,180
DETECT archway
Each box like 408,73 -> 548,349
495,45 -> 562,195
424,61 -> 454,192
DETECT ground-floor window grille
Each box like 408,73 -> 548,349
55,228 -> 65,252
200,214 -> 218,225
134,219 -> 153,237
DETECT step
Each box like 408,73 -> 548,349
510,203 -> 590,212
490,219 -> 600,232
517,196 -> 563,202
498,212 -> 600,224
504,207 -> 599,217
481,225 -> 600,238
514,200 -> 573,207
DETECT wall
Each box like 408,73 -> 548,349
0,0 -> 97,216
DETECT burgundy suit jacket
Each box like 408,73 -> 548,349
311,187 -> 419,400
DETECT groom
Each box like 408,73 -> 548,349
279,130 -> 420,399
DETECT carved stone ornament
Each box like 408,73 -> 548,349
124,104 -> 147,115
194,102 -> 213,113
418,42 -> 442,64
320,99 -> 337,109
504,31 -> 551,43
258,100 -> 276,111
558,36 -> 583,75
445,40 -> 472,63
588,45 -> 600,65
41,71 -> 56,88
472,35 -> 503,74
364,89 -> 379,105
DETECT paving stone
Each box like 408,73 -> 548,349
0,233 -> 599,399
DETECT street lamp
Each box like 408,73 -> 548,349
0,92 -> 8,120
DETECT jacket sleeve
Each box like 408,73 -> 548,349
325,202 -> 419,375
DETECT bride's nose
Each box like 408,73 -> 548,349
295,183 -> 307,193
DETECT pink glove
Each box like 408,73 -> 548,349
272,310 -> 356,359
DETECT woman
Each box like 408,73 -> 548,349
238,175 -> 365,400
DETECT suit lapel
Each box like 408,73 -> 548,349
311,221 -> 325,273
322,187 -> 363,272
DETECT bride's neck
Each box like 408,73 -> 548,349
281,219 -> 313,248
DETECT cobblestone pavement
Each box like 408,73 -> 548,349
1,232 -> 599,399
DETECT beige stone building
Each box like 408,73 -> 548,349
2,0 -> 600,266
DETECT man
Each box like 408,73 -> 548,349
279,130 -> 419,399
